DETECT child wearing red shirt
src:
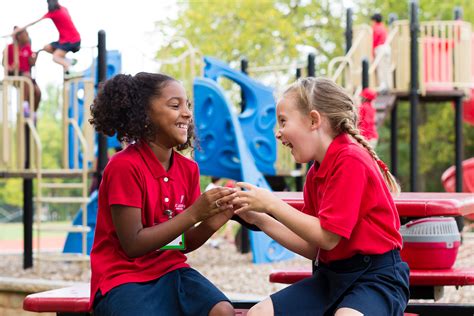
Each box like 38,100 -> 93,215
371,13 -> 392,93
15,0 -> 80,74
358,87 -> 378,147
235,77 -> 409,315
4,27 -> 42,111
88,72 -> 235,315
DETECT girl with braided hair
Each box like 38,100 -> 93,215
234,77 -> 409,316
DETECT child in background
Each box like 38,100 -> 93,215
358,87 -> 378,148
88,72 -> 235,315
235,77 -> 409,315
205,177 -> 221,192
371,13 -> 392,93
15,0 -> 80,75
4,27 -> 42,112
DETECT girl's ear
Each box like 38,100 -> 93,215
309,110 -> 322,130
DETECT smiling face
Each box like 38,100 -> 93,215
275,92 -> 316,163
148,80 -> 192,149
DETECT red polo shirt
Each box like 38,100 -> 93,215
89,141 -> 200,308
301,134 -> 402,263
372,21 -> 388,56
7,43 -> 33,73
43,5 -> 81,43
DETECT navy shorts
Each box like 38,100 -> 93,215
93,267 -> 230,316
50,41 -> 80,53
271,250 -> 410,316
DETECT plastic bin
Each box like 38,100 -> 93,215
400,217 -> 460,269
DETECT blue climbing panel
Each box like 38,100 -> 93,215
203,57 -> 276,176
63,190 -> 98,255
194,77 -> 293,264
67,50 -> 122,169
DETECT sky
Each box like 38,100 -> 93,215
0,0 -> 178,91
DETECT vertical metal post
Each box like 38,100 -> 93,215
390,101 -> 398,177
97,30 -> 108,185
23,128 -> 33,269
409,0 -> 419,192
454,97 -> 464,192
306,54 -> 316,171
239,57 -> 250,253
295,67 -> 303,191
307,53 -> 315,77
345,8 -> 353,54
362,58 -> 369,89
240,58 -> 248,113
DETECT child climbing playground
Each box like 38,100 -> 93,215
3,26 -> 42,112
14,0 -> 81,76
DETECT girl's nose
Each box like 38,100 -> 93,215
275,129 -> 282,140
182,106 -> 192,118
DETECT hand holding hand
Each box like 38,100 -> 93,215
234,182 -> 278,215
189,187 -> 236,222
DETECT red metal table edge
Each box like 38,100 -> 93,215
274,192 -> 474,217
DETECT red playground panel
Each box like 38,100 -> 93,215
422,37 -> 454,91
462,89 -> 474,125
442,158 -> 474,220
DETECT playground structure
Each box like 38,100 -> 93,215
328,6 -> 473,193
0,3 -> 472,269
0,31 -> 120,269
188,6 -> 474,262
0,3 -> 470,316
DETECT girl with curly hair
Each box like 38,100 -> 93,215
88,72 -> 236,316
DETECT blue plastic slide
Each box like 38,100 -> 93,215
194,74 -> 294,264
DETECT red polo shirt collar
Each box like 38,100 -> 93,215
136,140 -> 174,180
314,133 -> 352,179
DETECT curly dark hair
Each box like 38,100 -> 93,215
89,72 -> 195,151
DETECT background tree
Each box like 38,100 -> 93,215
154,0 -> 474,192
154,0 -> 347,91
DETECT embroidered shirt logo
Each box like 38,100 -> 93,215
175,195 -> 186,211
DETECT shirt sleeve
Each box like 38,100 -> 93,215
318,155 -> 368,239
105,158 -> 143,208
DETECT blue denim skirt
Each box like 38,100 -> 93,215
271,250 -> 410,316
93,267 -> 230,316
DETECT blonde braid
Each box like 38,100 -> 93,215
341,119 -> 401,194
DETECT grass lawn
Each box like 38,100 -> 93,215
0,222 -> 69,240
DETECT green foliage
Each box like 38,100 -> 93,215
354,0 -> 474,23
156,0 -> 474,193
155,0 -> 346,82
